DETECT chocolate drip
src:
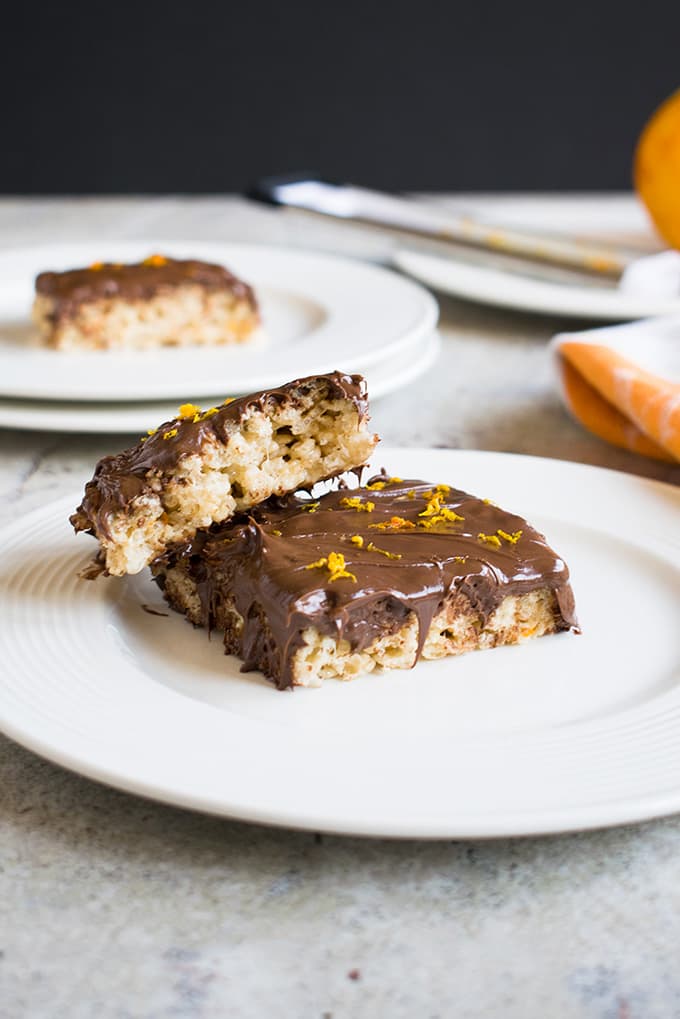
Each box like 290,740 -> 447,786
70,372 -> 370,541
158,478 -> 579,689
36,257 -> 257,321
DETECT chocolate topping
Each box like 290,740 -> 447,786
70,372 -> 370,540
36,256 -> 257,321
159,477 -> 578,689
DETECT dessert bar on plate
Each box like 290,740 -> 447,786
153,477 -> 578,689
71,372 -> 378,575
71,371 -> 577,689
33,254 -> 259,351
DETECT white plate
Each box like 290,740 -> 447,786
394,248 -> 680,321
1,449 -> 679,839
0,332 -> 441,434
0,242 -> 438,401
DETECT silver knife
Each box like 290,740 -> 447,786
250,173 -> 636,280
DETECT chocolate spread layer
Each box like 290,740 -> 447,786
158,477 -> 578,689
36,256 -> 257,321
70,372 -> 370,540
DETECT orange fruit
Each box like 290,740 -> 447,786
634,89 -> 680,250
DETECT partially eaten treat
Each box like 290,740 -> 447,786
33,255 -> 259,351
71,373 -> 378,576
153,477 -> 578,689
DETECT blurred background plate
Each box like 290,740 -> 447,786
0,331 -> 441,434
394,246 -> 680,321
0,241 -> 438,401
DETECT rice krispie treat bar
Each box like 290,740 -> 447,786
154,477 -> 578,689
71,373 -> 377,576
33,255 -> 259,351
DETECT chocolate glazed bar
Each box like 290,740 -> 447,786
71,373 -> 378,576
153,477 -> 578,689
32,255 -> 259,351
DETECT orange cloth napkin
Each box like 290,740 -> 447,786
552,317 -> 680,463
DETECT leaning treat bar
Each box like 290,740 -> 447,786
70,373 -> 378,576
32,255 -> 259,351
153,477 -> 578,689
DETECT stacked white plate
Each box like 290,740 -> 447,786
0,242 -> 440,433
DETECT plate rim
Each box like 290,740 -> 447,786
0,332 -> 442,434
394,247 -> 680,321
1,448 -> 679,839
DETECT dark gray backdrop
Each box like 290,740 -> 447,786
3,2 -> 678,193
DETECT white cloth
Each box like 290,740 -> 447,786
619,250 -> 680,299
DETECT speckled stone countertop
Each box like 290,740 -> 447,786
1,196 -> 679,1019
